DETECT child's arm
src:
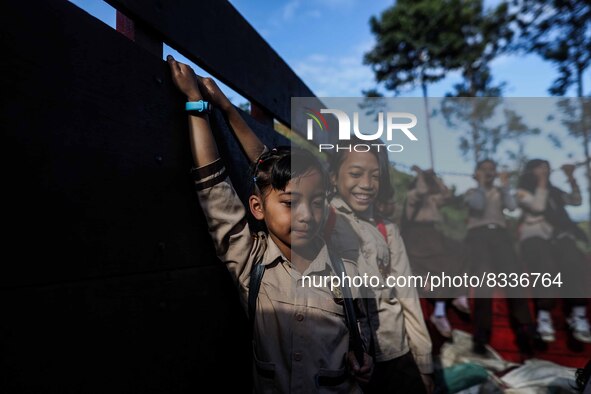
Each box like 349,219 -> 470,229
465,168 -> 490,212
464,188 -> 486,212
431,176 -> 452,207
516,188 -> 547,214
561,164 -> 582,206
168,56 -> 219,167
385,224 -> 433,376
195,76 -> 266,163
406,170 -> 429,207
498,171 -> 517,211
168,55 -> 256,289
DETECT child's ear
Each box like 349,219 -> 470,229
249,195 -> 265,221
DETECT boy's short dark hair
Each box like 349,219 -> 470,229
475,158 -> 497,171
252,146 -> 328,197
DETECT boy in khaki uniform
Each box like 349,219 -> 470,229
167,55 -> 372,393
464,159 -> 534,356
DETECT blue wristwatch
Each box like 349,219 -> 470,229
185,100 -> 211,113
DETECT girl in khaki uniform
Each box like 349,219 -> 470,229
516,159 -> 591,344
166,55 -> 372,393
326,139 -> 434,394
402,166 -> 469,339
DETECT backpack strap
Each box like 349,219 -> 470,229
248,262 -> 266,331
327,248 -> 366,365
323,205 -> 338,240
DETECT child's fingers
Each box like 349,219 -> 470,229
361,353 -> 373,372
179,63 -> 191,75
166,55 -> 181,75
195,76 -> 213,94
168,56 -> 194,77
194,75 -> 206,90
347,352 -> 360,373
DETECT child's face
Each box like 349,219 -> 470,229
476,161 -> 497,185
263,168 -> 326,250
533,162 -> 550,180
333,152 -> 380,214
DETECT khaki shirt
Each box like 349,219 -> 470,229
327,196 -> 433,374
194,159 -> 364,393
465,186 -> 515,230
516,187 -> 582,241
406,175 -> 450,223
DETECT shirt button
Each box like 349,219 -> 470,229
295,313 -> 304,321
294,352 -> 302,361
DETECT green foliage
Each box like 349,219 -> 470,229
366,0 -> 522,167
364,0 -> 472,93
437,196 -> 470,241
515,0 -> 591,97
438,1 -> 517,164
576,221 -> 591,254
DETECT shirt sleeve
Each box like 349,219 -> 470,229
464,187 -> 486,212
192,158 -> 257,287
407,175 -> 429,207
500,186 -> 517,211
517,188 -> 547,213
431,177 -> 452,207
406,189 -> 423,207
386,223 -> 433,374
562,184 -> 582,206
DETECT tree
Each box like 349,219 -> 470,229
515,0 -> 591,221
442,66 -> 504,163
503,107 -> 541,169
365,0 -> 515,168
516,0 -> 590,97
439,1 -> 517,164
364,0 -> 471,169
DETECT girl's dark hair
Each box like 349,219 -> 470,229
328,136 -> 394,202
252,146 -> 328,197
517,158 -> 550,194
407,169 -> 439,194
517,158 -> 586,241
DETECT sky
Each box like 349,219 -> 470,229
70,0 -> 591,218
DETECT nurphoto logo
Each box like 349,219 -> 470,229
306,108 -> 419,153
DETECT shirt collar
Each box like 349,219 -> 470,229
264,235 -> 332,275
330,195 -> 375,223
263,235 -> 287,267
